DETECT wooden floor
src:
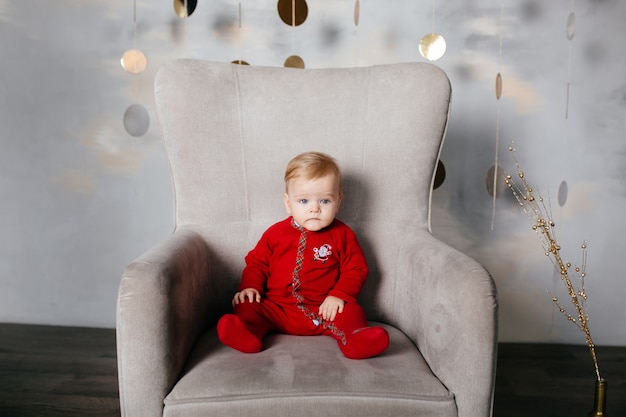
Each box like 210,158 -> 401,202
0,324 -> 119,417
495,343 -> 625,416
0,324 -> 624,417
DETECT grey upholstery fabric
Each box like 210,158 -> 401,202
116,60 -> 498,417
164,324 -> 456,417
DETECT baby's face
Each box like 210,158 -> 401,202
283,174 -> 342,231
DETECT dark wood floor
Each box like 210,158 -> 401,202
495,342 -> 625,416
0,324 -> 119,417
0,323 -> 624,417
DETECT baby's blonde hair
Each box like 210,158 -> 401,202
284,152 -> 342,193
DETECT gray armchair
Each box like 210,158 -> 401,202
116,59 -> 498,417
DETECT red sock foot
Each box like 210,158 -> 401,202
217,314 -> 263,353
339,326 -> 389,359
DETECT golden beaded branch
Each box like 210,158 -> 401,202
504,145 -> 601,382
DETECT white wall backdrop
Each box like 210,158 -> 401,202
1,0 -> 625,346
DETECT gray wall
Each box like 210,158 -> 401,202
1,0 -> 625,346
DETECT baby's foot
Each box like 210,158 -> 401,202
340,326 -> 389,359
217,314 -> 263,353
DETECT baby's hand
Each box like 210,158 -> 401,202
318,296 -> 345,322
232,288 -> 261,306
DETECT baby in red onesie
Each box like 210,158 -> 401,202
217,152 -> 389,359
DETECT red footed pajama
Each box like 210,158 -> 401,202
217,299 -> 389,359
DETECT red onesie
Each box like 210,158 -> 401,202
217,217 -> 389,359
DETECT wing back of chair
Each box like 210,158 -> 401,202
154,60 -> 451,322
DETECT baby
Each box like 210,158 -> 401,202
217,152 -> 389,359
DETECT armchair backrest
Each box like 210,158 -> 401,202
154,60 -> 451,321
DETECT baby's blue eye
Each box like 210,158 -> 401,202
320,199 -> 331,205
299,199 -> 308,204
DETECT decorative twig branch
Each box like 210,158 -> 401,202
504,145 -> 601,382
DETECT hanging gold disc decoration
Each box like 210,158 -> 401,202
419,33 -> 446,61
419,0 -> 446,61
232,2 -> 250,66
489,1 -> 505,229
123,104 -> 150,137
284,55 -> 305,69
121,0 -> 147,74
174,0 -> 197,18
485,165 -> 506,198
566,11 -> 576,41
121,49 -> 147,74
277,0 -> 308,27
121,0 -> 150,138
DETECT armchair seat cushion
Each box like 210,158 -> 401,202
164,323 -> 456,417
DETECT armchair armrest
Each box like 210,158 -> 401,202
394,232 -> 498,417
116,228 -> 212,417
